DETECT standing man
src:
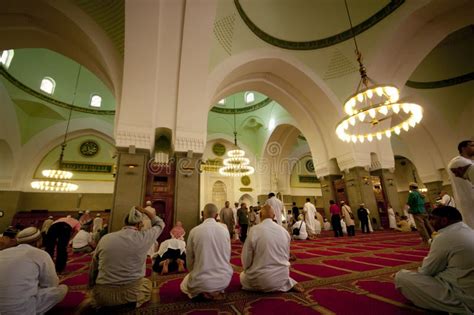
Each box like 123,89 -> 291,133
329,200 -> 343,237
407,182 -> 433,245
0,227 -> 68,314
265,192 -> 285,225
240,204 -> 303,293
291,202 -> 299,225
92,213 -> 103,238
219,201 -> 235,239
89,206 -> 164,308
357,204 -> 370,233
180,203 -> 233,300
448,140 -> 474,229
395,206 -> 474,314
45,215 -> 81,272
237,203 -> 249,242
341,201 -> 355,236
303,198 -> 317,239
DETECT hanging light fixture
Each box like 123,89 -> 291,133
219,96 -> 255,177
31,67 -> 83,192
335,0 -> 423,143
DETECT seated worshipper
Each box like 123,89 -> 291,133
0,227 -> 18,250
152,229 -> 186,275
45,215 -> 81,273
180,203 -> 233,300
88,206 -> 165,308
72,224 -> 95,253
0,227 -> 68,314
395,206 -> 474,314
291,214 -> 308,240
323,218 -> 331,231
395,216 -> 412,232
240,204 -> 304,293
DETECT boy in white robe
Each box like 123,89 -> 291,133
180,203 -> 233,300
395,206 -> 474,314
240,204 -> 304,293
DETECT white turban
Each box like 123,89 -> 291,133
128,207 -> 143,224
448,156 -> 473,169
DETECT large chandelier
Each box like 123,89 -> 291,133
31,67 -> 83,192
335,0 -> 423,143
219,97 -> 255,177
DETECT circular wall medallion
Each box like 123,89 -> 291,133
241,175 -> 251,186
80,140 -> 99,157
305,159 -> 315,172
212,143 -> 226,157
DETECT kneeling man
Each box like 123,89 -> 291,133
395,206 -> 474,314
240,204 -> 303,293
89,206 -> 165,308
180,203 -> 233,300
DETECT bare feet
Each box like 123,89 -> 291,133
177,259 -> 186,273
161,259 -> 170,275
291,283 -> 305,293
202,291 -> 225,300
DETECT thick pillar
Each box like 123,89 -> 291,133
320,175 -> 339,219
345,167 -> 379,223
375,169 -> 401,214
174,151 -> 202,237
109,148 -> 149,232
425,181 -> 443,207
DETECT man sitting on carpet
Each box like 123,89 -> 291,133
0,227 -> 68,314
72,224 -> 95,253
395,206 -> 474,314
152,222 -> 186,275
180,203 -> 233,300
240,204 -> 304,293
88,206 -> 165,308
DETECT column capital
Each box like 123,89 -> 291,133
115,126 -> 153,150
175,131 -> 206,153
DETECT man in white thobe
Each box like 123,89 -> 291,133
447,140 -> 474,229
265,192 -> 285,225
303,198 -> 317,238
92,214 -> 103,234
89,206 -> 164,308
0,227 -> 68,315
240,204 -> 303,293
395,206 -> 474,314
180,203 -> 233,300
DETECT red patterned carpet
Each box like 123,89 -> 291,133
48,230 -> 435,314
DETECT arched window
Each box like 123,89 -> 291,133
218,98 -> 225,105
90,94 -> 102,108
0,50 -> 14,68
245,92 -> 255,104
40,77 -> 55,94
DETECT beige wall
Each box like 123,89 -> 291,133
0,191 -> 112,232
0,191 -> 21,232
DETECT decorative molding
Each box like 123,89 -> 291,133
234,0 -> 404,50
0,66 -> 115,115
210,97 -> 271,114
175,136 -> 205,153
405,72 -> 474,89
115,128 -> 152,149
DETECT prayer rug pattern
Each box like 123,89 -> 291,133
48,230 -> 435,314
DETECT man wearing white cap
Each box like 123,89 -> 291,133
0,227 -> 67,314
88,205 -> 164,308
447,140 -> 474,229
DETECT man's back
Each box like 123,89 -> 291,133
0,244 -> 58,313
95,226 -> 161,285
407,190 -> 425,214
241,219 -> 295,292
185,218 -> 232,294
422,222 -> 474,300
